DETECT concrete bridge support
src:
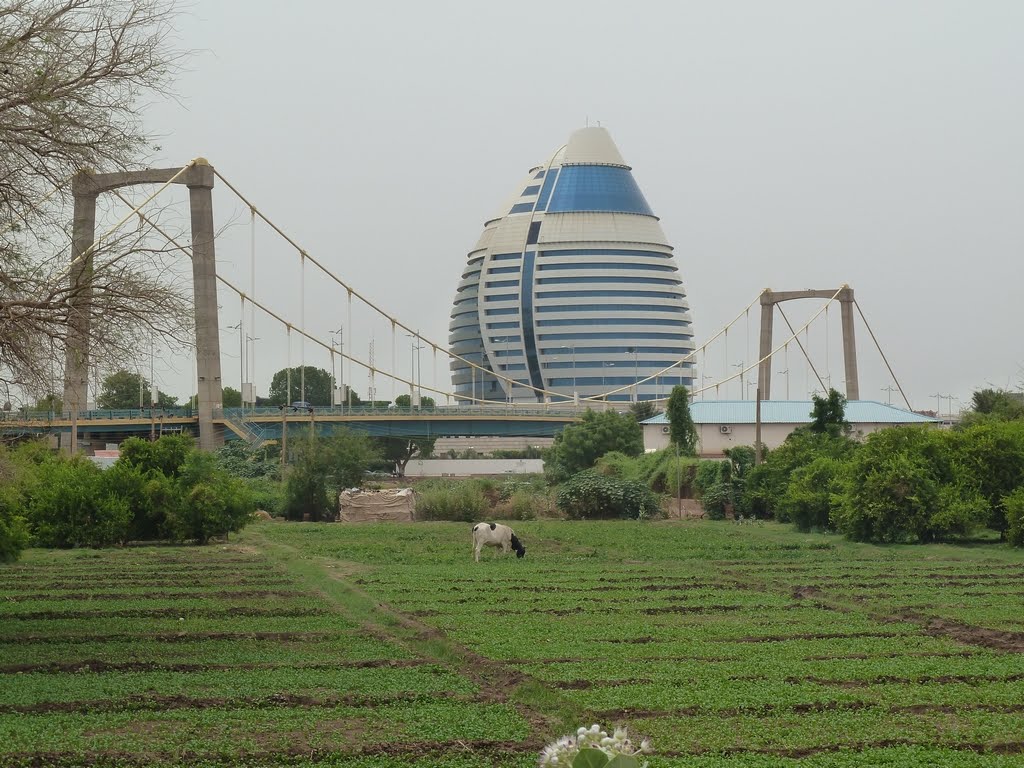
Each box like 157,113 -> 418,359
62,160 -> 224,450
757,287 -> 859,401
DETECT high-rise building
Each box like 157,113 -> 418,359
449,127 -> 695,403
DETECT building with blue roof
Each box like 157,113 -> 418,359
449,127 -> 695,404
641,400 -> 940,455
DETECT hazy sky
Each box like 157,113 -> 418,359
140,0 -> 1023,412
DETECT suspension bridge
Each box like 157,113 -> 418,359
3,158 -> 913,451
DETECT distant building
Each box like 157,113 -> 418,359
449,126 -> 695,404
642,401 -> 940,456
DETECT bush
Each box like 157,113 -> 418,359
544,409 -> 644,484
944,421 -> 1024,535
700,482 -> 731,520
556,470 -> 661,520
166,479 -> 253,544
778,456 -> 845,532
27,457 -> 130,548
741,430 -> 858,520
416,479 -> 489,522
833,427 -> 986,543
0,485 -> 29,562
1004,488 -> 1024,547
245,476 -> 285,516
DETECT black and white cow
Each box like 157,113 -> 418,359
471,522 -> 526,562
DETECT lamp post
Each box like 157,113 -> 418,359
777,368 -> 790,400
406,331 -> 424,406
602,361 -> 615,405
732,362 -> 746,400
628,347 -> 639,402
331,327 -> 344,412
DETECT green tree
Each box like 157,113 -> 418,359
119,435 -> 194,478
166,452 -> 254,544
971,388 -> 1024,419
222,387 -> 242,407
284,429 -> 379,521
383,394 -> 439,476
97,370 -> 178,409
544,409 -> 644,484
267,366 -> 332,406
32,393 -> 62,413
778,456 -> 846,532
809,388 -> 850,436
666,385 -> 698,455
629,400 -> 658,423
944,420 -> 1024,536
742,429 -> 858,519
27,457 -> 131,548
0,448 -> 30,562
833,426 -> 987,543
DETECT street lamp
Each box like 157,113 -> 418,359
732,361 -> 746,400
602,361 -> 615,400
777,368 -> 790,400
627,347 -> 639,402
406,331 -> 424,407
331,326 -> 344,412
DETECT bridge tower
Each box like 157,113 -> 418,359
63,161 -> 224,450
757,287 -> 859,401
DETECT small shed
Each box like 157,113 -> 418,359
338,488 -> 416,522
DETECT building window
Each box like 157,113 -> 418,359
521,184 -> 541,196
487,265 -> 521,274
485,279 -> 520,289
526,220 -> 541,245
509,202 -> 535,214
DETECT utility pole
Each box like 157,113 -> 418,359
881,385 -> 897,405
754,387 -> 763,466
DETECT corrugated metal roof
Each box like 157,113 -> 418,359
642,400 -> 939,425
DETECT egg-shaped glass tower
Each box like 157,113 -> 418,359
450,127 -> 695,403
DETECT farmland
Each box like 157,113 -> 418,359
2,521 -> 1024,766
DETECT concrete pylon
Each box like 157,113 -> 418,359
62,161 -> 224,450
756,287 -> 859,401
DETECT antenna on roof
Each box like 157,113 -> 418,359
585,115 -> 589,127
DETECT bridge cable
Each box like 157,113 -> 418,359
853,299 -> 913,410
778,305 -> 827,394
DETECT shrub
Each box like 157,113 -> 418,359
944,421 -> 1024,535
834,427 -> 986,543
27,457 -> 131,548
740,430 -> 858,520
556,470 -> 661,520
544,409 -> 643,484
166,479 -> 253,544
700,482 -> 731,520
778,456 -> 845,532
1004,488 -> 1024,547
416,480 -> 489,522
0,485 -> 29,562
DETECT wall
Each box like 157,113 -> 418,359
404,458 -> 545,477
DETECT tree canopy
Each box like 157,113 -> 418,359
809,388 -> 850,436
666,385 -> 698,455
544,409 -> 644,484
97,370 -> 177,409
0,1 -> 190,395
267,366 -> 333,406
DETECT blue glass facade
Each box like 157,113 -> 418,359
546,166 -> 654,215
449,127 -> 695,404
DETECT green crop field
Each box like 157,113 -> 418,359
2,520 -> 1024,767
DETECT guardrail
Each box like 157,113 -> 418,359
0,404 -> 591,423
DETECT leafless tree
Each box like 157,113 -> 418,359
0,0 -> 189,402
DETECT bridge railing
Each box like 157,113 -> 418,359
223,405 -> 585,418
0,407 -> 196,422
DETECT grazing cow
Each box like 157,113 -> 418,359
472,522 -> 526,562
